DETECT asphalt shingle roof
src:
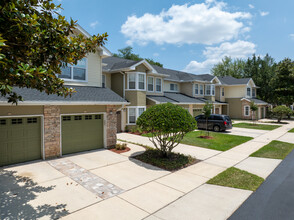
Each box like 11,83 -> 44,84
102,56 -> 140,72
147,92 -> 207,104
247,98 -> 268,105
0,86 -> 128,103
218,76 -> 251,85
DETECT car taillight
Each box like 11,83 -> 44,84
224,121 -> 227,125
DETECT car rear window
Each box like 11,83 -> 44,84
214,115 -> 223,120
224,116 -> 231,121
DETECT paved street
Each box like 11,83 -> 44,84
229,149 -> 294,220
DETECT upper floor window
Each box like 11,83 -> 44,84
206,85 -> 211,95
127,72 -> 146,91
147,77 -> 154,92
170,83 -> 178,91
247,87 -> 251,96
211,85 -> 215,96
200,84 -> 204,95
102,74 -> 106,88
195,84 -> 199,95
156,78 -> 162,92
252,88 -> 256,97
59,58 -> 87,81
222,88 -> 225,96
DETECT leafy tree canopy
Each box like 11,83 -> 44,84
136,103 -> 196,157
274,58 -> 294,106
0,0 -> 108,103
272,105 -> 293,123
113,46 -> 163,67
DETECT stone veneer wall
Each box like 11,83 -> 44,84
106,105 -> 118,147
44,105 -> 61,158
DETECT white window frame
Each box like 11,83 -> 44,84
170,83 -> 178,92
155,78 -> 162,93
211,85 -> 215,96
102,74 -> 106,88
244,105 -> 250,116
126,72 -> 146,91
247,87 -> 251,97
252,88 -> 256,97
127,106 -> 146,125
195,84 -> 199,95
205,85 -> 211,96
147,76 -> 154,92
59,58 -> 88,82
199,84 -> 204,95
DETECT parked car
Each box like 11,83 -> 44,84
195,114 -> 232,132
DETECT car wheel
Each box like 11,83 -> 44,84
213,125 -> 220,132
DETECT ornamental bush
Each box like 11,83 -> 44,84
272,105 -> 292,123
136,103 -> 196,157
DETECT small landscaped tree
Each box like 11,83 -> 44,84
203,101 -> 213,136
272,105 -> 292,123
250,102 -> 258,123
136,103 -> 196,157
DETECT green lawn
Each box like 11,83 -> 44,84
133,148 -> 198,171
250,140 -> 294,159
180,131 -> 252,151
289,128 -> 294,133
233,123 -> 281,130
207,167 -> 264,191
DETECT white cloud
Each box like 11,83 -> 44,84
90,21 -> 99,29
248,4 -> 254,9
290,34 -> 294,40
260,11 -> 269,16
153,53 -> 159,57
184,40 -> 256,74
121,2 -> 251,46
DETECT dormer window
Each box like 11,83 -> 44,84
59,58 -> 87,81
127,72 -> 146,91
247,87 -> 251,97
252,88 -> 256,97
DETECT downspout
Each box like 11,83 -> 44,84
120,71 -> 125,98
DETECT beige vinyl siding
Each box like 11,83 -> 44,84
105,73 -> 111,88
0,106 -> 43,116
180,82 -> 193,96
164,81 -> 180,92
125,91 -> 146,106
224,85 -> 246,98
135,64 -> 148,72
65,52 -> 102,87
146,98 -> 156,108
226,98 -> 242,118
111,72 -> 124,97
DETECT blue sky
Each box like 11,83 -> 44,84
56,0 -> 294,74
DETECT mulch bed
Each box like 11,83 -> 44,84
109,147 -> 131,154
198,136 -> 214,139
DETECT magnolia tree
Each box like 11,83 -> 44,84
136,103 -> 196,157
273,106 -> 292,123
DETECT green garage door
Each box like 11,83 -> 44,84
62,114 -> 104,155
193,109 -> 203,117
0,117 -> 41,166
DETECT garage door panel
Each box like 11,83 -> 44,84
0,117 -> 41,166
62,114 -> 104,155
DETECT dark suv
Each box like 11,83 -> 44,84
195,114 -> 232,132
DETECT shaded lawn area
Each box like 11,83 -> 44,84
250,140 -> 294,159
233,123 -> 281,131
133,148 -> 198,171
207,167 -> 264,191
180,131 -> 252,151
289,128 -> 294,133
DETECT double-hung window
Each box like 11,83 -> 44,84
199,85 -> 204,95
211,85 -> 215,96
170,83 -> 178,91
148,77 -> 154,92
244,106 -> 250,116
128,107 -> 146,124
195,84 -> 199,95
247,87 -> 251,97
252,88 -> 256,97
102,74 -> 106,88
222,88 -> 225,96
206,85 -> 211,95
59,58 -> 87,81
156,78 -> 162,92
128,73 -> 136,89
127,73 -> 146,90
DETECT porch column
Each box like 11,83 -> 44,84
189,104 -> 193,116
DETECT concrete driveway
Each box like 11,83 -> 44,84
222,126 -> 269,138
0,149 -> 168,220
